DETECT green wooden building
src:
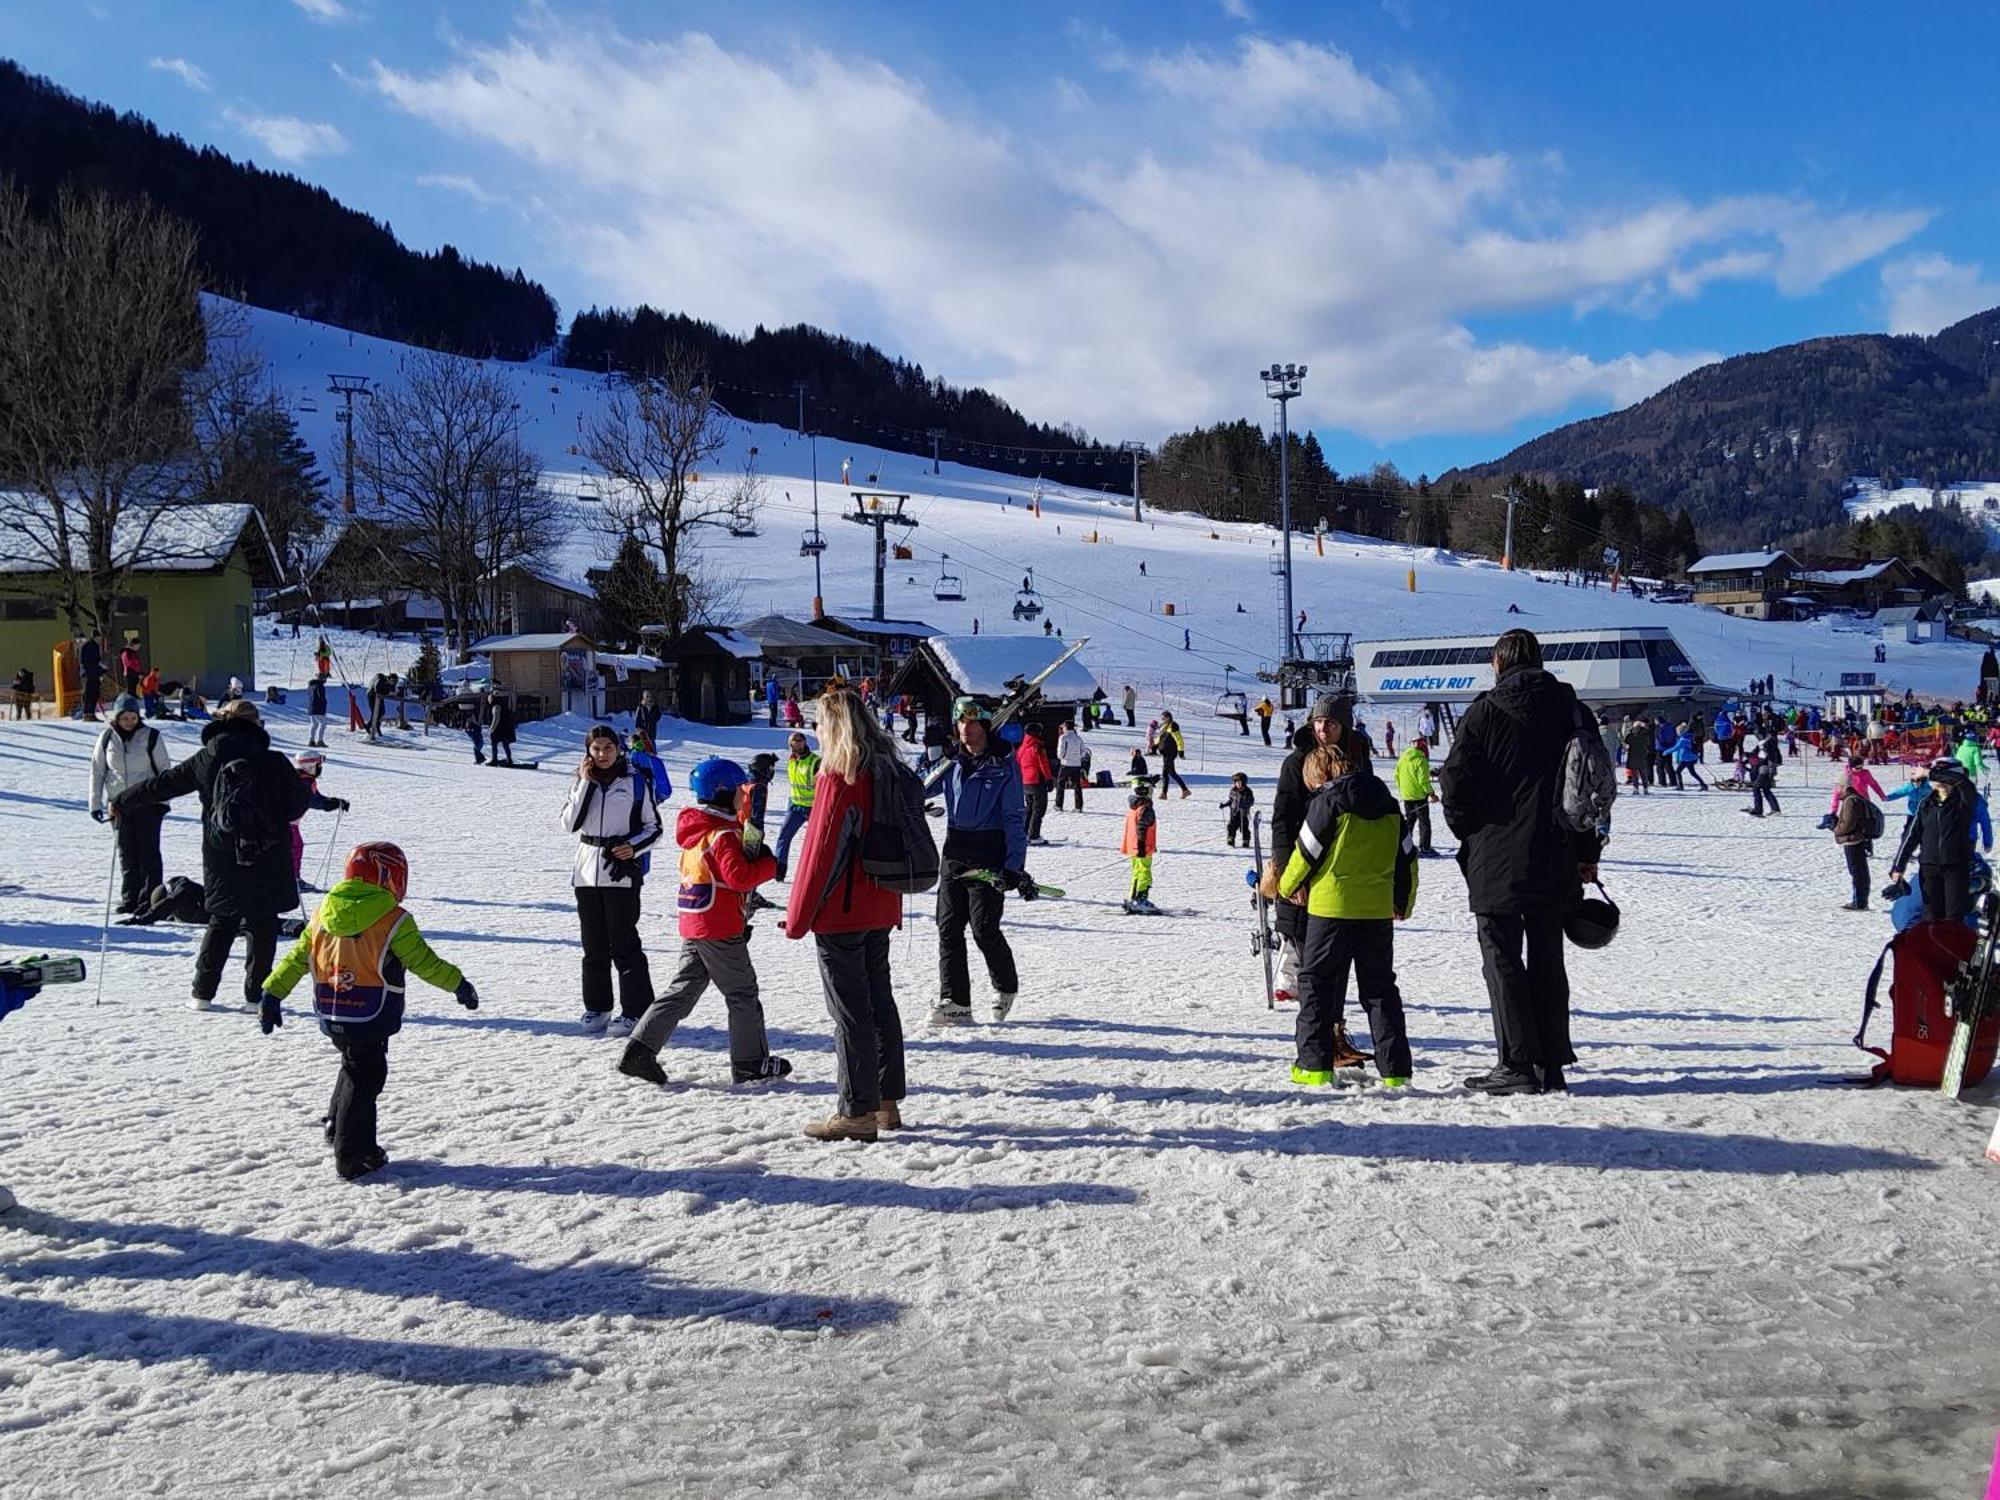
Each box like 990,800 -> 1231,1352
0,501 -> 272,699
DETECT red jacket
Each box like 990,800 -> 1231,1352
674,806 -> 775,939
783,768 -> 902,937
1015,733 -> 1053,788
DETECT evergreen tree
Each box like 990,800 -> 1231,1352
594,532 -> 672,650
208,399 -> 327,584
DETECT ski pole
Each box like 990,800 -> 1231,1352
93,831 -> 117,1007
316,805 -> 346,892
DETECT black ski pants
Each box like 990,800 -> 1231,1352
1226,810 -> 1248,846
1402,799 -> 1433,855
1024,783 -> 1049,841
1844,843 -> 1871,906
1260,717 -> 1272,745
192,913 -> 279,1006
115,804 -> 166,910
1475,912 -> 1575,1073
574,885 -> 654,1017
936,862 -> 1017,1004
1297,915 -> 1411,1077
814,928 -> 905,1117
1751,779 -> 1780,817
1055,766 -> 1085,811
1921,861 -> 1970,923
1158,755 -> 1190,796
327,1034 -> 389,1172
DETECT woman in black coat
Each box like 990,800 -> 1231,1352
115,699 -> 311,1011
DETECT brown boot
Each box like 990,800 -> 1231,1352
876,1101 -> 902,1131
802,1113 -> 879,1143
1330,1024 -> 1374,1070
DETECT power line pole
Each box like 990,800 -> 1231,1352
327,374 -> 372,515
928,427 -> 945,475
1260,364 -> 1306,659
1495,487 -> 1521,571
1120,441 -> 1146,524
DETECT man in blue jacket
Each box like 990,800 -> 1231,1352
926,697 -> 1031,1026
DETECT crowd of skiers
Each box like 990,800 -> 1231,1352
77,618 -> 2000,1175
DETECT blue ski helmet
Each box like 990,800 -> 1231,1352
688,756 -> 749,808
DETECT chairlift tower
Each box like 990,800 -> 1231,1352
327,374 -> 373,515
1119,440 -> 1146,524
1259,363 -> 1306,658
845,491 -> 918,622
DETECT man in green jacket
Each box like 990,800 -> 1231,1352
1278,746 -> 1418,1086
773,731 -> 820,882
1395,735 -> 1440,857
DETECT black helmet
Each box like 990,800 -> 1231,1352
1564,883 -> 1620,950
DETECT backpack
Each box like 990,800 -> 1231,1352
208,753 -> 289,866
1856,796 -> 1885,842
1557,707 -> 1618,834
857,753 -> 939,893
1854,919 -> 2000,1086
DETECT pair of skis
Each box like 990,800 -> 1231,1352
957,868 -> 1064,899
1251,812 -> 1279,1009
1942,889 -> 2000,1101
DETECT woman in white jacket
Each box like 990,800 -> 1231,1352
559,723 -> 663,1035
90,693 -> 174,912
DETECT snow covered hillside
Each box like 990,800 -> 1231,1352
1846,474 -> 2000,537
3,618 -> 2000,1495
242,300 -> 1989,714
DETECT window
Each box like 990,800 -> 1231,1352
0,598 -> 58,621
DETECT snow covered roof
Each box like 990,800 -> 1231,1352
1687,550 -> 1797,575
490,563 -> 596,597
0,499 -> 260,575
735,614 -> 866,652
595,652 -> 664,673
469,632 -> 592,653
925,635 -> 1098,701
1795,559 -> 1905,586
823,615 -> 942,639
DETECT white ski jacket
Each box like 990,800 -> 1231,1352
559,767 -> 663,887
89,722 -> 173,815
1056,729 -> 1087,768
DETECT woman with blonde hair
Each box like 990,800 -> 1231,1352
782,688 -> 907,1142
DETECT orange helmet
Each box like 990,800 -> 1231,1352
344,841 -> 409,900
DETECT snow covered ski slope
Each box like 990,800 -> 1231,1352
240,298 -> 1988,715
5,623 -> 2000,1495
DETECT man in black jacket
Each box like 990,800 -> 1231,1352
115,699 -> 312,1011
1889,758 -> 1977,922
1440,630 -> 1601,1094
1269,693 -> 1353,1006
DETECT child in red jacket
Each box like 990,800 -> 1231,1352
617,756 -> 790,1087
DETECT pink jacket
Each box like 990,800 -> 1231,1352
1830,763 -> 1885,813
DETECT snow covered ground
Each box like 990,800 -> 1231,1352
5,636 -> 2000,1496
1846,474 -> 2000,537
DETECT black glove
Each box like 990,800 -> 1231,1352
455,978 -> 480,1010
1010,870 -> 1039,901
92,809 -> 107,823
259,994 -> 282,1035
331,798 -> 352,812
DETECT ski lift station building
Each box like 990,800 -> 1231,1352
887,634 -> 1099,736
1354,625 -> 1722,715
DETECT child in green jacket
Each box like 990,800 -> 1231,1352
261,841 -> 479,1180
1278,747 -> 1417,1086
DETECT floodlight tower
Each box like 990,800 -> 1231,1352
1259,363 -> 1306,658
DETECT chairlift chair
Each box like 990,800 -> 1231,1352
933,555 -> 965,602
1215,689 -> 1249,720
1011,573 -> 1044,621
800,527 -> 827,558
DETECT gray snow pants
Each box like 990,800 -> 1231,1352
632,935 -> 769,1064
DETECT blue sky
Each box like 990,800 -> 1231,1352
5,1 -> 1996,479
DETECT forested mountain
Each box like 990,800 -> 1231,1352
1450,308 -> 2000,549
0,60 -> 557,358
561,306 -> 1117,481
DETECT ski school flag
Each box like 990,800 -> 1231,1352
1987,1111 -> 2000,1167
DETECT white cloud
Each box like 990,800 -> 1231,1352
1139,36 -> 1405,132
222,108 -> 349,164
148,56 -> 210,93
415,172 -> 501,208
1882,253 -> 2000,336
365,24 -> 1927,442
291,0 -> 355,21
1219,0 -> 1255,21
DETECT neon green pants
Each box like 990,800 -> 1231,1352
1129,854 -> 1153,899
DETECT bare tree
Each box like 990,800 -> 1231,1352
355,349 -> 562,655
582,345 -> 734,636
0,184 -> 208,637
